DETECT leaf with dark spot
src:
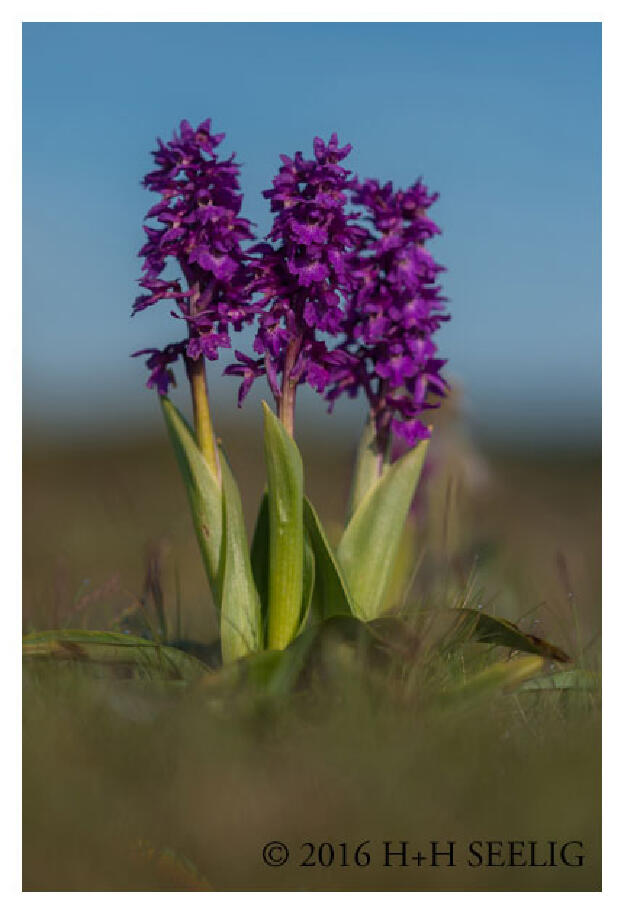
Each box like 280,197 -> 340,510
452,608 -> 571,662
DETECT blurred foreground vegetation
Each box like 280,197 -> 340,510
23,410 -> 600,890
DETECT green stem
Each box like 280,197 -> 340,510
374,382 -> 393,476
185,355 -> 220,480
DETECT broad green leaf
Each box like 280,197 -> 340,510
448,608 -> 571,663
22,629 -> 208,681
347,415 -> 389,521
381,522 -> 419,611
250,492 -> 270,642
252,491 -> 315,643
337,438 -> 429,620
218,447 -> 262,662
303,498 -> 356,620
160,396 -> 223,605
517,670 -> 599,692
262,402 -> 304,649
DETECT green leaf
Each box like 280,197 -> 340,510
252,491 -> 315,643
347,415 -> 388,521
251,492 -> 269,607
298,534 -> 316,635
160,396 -> 223,605
218,447 -> 262,662
303,497 -> 356,621
22,630 -> 208,681
250,492 -> 270,643
262,402 -> 304,649
381,523 -> 419,611
449,608 -> 571,662
161,398 -> 261,662
337,438 -> 429,620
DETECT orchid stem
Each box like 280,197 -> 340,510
279,383 -> 296,438
278,337 -> 300,438
376,423 -> 392,477
185,355 -> 220,479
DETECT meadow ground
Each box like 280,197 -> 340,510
22,417 -> 600,890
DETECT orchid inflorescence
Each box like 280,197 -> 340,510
134,119 -> 448,446
132,118 -> 450,663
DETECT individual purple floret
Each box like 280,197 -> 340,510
225,134 -> 365,434
325,177 -> 450,448
131,342 -> 188,396
132,118 -> 255,392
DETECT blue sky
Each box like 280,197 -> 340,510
23,22 -> 601,443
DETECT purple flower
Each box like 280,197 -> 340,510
226,134 -> 365,428
223,351 -> 265,407
131,342 -> 187,396
325,177 -> 449,446
132,118 -> 256,390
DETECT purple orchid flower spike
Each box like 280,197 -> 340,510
225,133 -> 365,436
325,176 -> 450,456
131,118 -> 256,471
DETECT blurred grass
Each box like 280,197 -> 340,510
23,662 -> 600,891
22,412 -> 600,890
